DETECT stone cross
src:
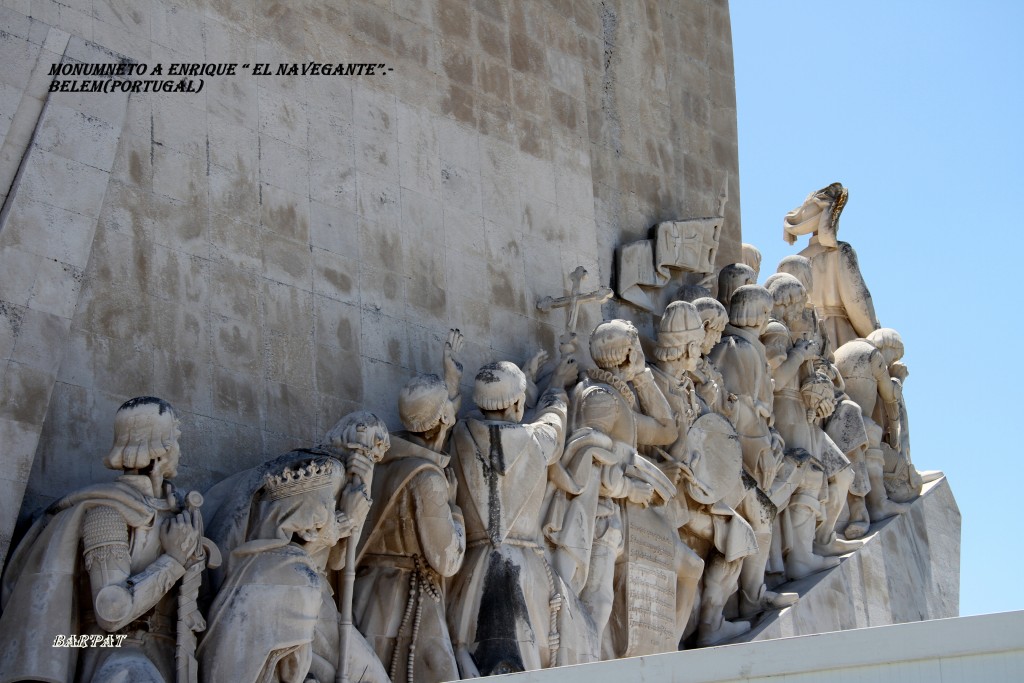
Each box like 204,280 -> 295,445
536,266 -> 613,337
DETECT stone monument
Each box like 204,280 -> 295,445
0,2 -> 958,682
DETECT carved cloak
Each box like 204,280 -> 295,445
0,482 -> 161,683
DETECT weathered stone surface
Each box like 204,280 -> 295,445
739,477 -> 960,642
0,1 -> 743,559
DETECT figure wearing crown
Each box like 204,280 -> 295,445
198,412 -> 392,683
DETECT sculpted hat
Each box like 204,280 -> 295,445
783,182 -> 847,247
473,361 -> 527,411
398,373 -> 449,433
589,319 -> 639,368
655,301 -> 704,361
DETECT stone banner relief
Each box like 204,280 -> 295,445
0,178 -> 945,682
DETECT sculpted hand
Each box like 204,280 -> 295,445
625,345 -> 647,381
627,479 -> 655,508
551,353 -> 578,389
723,393 -> 738,420
345,448 -> 376,487
341,484 -> 372,531
816,396 -> 836,419
770,430 -> 785,456
793,339 -> 817,361
444,328 -> 465,380
445,467 -> 459,507
161,511 -> 200,566
522,349 -> 549,382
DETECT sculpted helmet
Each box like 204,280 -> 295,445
323,411 -> 390,462
674,282 -> 712,303
765,272 -> 807,309
654,301 -> 704,362
693,296 -> 728,330
866,328 -> 905,363
717,263 -> 756,309
741,243 -> 762,277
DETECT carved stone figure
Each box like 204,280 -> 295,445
353,330 -> 467,683
0,397 -> 210,683
783,183 -> 881,348
688,297 -> 734,417
716,263 -> 757,311
834,338 -> 911,525
762,274 -> 857,577
709,286 -> 798,618
560,320 -> 701,658
772,256 -> 873,540
199,457 -> 349,683
741,243 -> 762,280
649,302 -> 757,646
865,328 -> 923,504
446,355 -> 578,676
199,412 -> 391,683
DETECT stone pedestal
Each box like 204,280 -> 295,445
738,476 -> 960,642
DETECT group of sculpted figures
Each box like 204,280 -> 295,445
0,183 -> 928,683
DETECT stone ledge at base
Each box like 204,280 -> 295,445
490,610 -> 1024,683
735,475 -> 961,643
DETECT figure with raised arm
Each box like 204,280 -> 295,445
353,329 -> 467,683
446,346 -> 579,676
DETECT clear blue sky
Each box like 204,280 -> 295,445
731,1 -> 1024,617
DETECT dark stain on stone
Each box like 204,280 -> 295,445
264,202 -> 306,243
336,316 -> 354,349
323,266 -> 352,294
387,339 -> 401,364
129,150 -> 144,186
488,263 -> 520,311
442,84 -> 476,127
0,302 -> 25,336
473,550 -> 529,676
219,325 -> 252,357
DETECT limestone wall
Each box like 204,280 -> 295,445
0,0 -> 741,560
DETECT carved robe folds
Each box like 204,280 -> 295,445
799,237 -> 880,348
447,389 -> 569,675
354,435 -> 466,683
0,477 -> 185,683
